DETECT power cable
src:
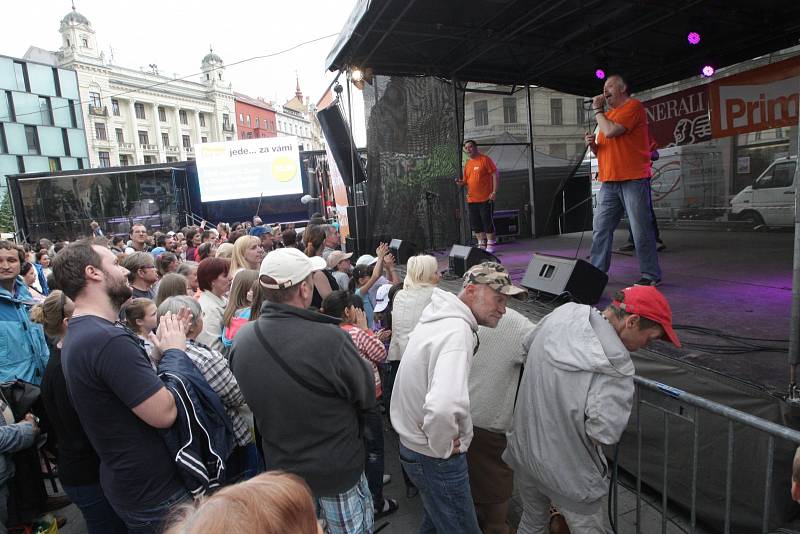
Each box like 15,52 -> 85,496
11,33 -> 339,120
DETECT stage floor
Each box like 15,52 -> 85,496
435,228 -> 794,395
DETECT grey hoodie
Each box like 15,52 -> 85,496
503,303 -> 634,513
390,288 -> 478,459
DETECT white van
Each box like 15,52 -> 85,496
730,156 -> 797,228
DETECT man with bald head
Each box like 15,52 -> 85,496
585,74 -> 662,286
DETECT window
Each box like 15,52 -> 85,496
62,129 -> 71,156
246,132 -> 252,139
98,151 -> 110,167
474,100 -> 488,127
115,128 -> 124,143
81,37 -> 89,48
119,154 -> 129,166
576,98 -> 588,125
161,132 -> 170,147
166,156 -> 177,163
112,99 -> 120,116
89,92 -> 101,108
95,122 -> 107,141
0,124 -> 5,153
68,101 -> 76,128
757,162 -> 797,189
199,113 -> 205,127
143,155 -> 154,164
246,114 -> 251,127
549,143 -> 567,159
223,114 -> 230,128
138,130 -> 149,145
134,103 -> 146,120
550,98 -> 563,125
25,125 -> 39,155
5,92 -> 16,122
48,157 -> 60,172
39,97 -> 53,126
255,117 -> 259,128
503,97 -> 517,124
201,136 -> 207,143
182,135 -> 191,148
179,110 -> 188,125
13,62 -> 28,91
158,107 -> 167,122
239,113 -> 244,124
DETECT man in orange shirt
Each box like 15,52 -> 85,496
585,75 -> 662,286
458,140 -> 499,253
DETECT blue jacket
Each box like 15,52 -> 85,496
158,349 -> 234,498
33,264 -> 49,296
0,277 -> 49,385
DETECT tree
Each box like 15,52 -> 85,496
0,191 -> 14,234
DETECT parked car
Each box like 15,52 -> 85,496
730,156 -> 797,228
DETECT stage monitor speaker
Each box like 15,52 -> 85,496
316,103 -> 367,187
448,245 -> 500,278
521,253 -> 608,304
389,239 -> 417,265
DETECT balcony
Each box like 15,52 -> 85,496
140,144 -> 158,152
222,123 -> 234,132
88,105 -> 108,117
164,145 -> 179,154
92,136 -> 113,148
184,146 -> 195,155
118,142 -> 135,151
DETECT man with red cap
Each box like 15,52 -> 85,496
503,286 -> 679,533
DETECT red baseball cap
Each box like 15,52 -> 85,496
612,286 -> 680,347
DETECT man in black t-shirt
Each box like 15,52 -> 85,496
54,241 -> 190,534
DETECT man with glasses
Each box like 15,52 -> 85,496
122,252 -> 158,300
125,224 -> 150,254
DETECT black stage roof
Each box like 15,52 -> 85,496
327,0 -> 800,96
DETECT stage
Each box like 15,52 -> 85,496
436,227 -> 794,396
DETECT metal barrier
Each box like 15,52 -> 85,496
611,376 -> 800,534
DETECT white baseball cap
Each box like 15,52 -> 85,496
373,283 -> 394,313
356,254 -> 378,266
259,248 -> 326,289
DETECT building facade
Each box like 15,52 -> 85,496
234,92 -> 277,140
24,7 -> 236,168
276,79 -> 324,151
0,54 -> 89,204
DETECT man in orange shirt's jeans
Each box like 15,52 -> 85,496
458,140 -> 499,253
585,75 -> 662,286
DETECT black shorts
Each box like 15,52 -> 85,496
468,201 -> 495,234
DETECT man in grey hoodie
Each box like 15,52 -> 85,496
504,285 -> 679,533
390,262 -> 527,534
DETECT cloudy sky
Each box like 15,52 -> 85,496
1,0 -> 359,110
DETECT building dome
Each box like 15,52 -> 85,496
202,47 -> 223,65
61,6 -> 91,26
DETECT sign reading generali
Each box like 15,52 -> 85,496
645,86 -> 710,149
709,55 -> 800,138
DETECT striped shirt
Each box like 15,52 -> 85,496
341,324 -> 387,398
184,340 -> 251,447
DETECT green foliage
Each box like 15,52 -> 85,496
0,190 -> 14,234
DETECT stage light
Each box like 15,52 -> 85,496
701,65 -> 715,77
595,69 -> 606,80
351,69 -> 364,82
687,32 -> 701,45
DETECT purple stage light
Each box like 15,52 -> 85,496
701,65 -> 715,77
595,69 -> 606,80
687,32 -> 701,45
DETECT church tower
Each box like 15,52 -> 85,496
58,3 -> 102,64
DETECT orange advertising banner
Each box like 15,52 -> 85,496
709,55 -> 800,138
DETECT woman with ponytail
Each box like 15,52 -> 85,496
304,224 -> 337,310
34,291 -> 127,534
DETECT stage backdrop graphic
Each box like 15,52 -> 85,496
194,137 -> 303,203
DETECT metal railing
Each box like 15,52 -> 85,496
611,376 -> 800,534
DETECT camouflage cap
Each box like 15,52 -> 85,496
463,262 -> 528,298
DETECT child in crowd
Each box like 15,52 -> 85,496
349,243 -> 389,328
221,270 -> 260,350
123,298 -> 157,363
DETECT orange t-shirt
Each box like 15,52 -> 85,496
596,98 -> 652,182
463,153 -> 497,203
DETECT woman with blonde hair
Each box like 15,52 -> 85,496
215,242 -> 234,259
221,269 -> 259,349
164,471 -> 321,534
229,235 -> 264,274
34,291 -> 128,534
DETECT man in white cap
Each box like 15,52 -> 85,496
327,250 -> 354,291
230,248 -> 376,534
390,262 -> 527,533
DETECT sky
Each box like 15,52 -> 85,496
0,0 -> 363,126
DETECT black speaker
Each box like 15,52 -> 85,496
521,253 -> 608,304
389,239 -> 417,265
316,103 -> 367,187
448,245 -> 500,277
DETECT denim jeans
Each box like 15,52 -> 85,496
398,443 -> 481,534
62,483 -> 127,534
590,179 -> 661,281
364,405 -> 385,509
112,487 -> 190,534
